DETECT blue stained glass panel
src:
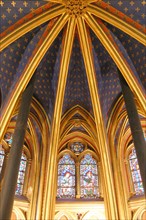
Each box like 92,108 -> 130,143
129,148 -> 144,195
15,153 -> 27,195
70,142 -> 85,155
4,133 -> 13,146
129,158 -> 139,170
15,184 -> 23,195
59,154 -> 75,165
57,187 -> 75,197
0,149 -> 5,173
80,154 -> 99,198
57,154 -> 75,198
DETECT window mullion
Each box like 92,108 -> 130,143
75,161 -> 80,198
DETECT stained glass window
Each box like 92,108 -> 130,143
15,154 -> 27,195
57,154 -> 75,198
80,154 -> 99,198
0,147 -> 5,173
129,148 -> 144,195
70,142 -> 85,155
4,133 -> 13,146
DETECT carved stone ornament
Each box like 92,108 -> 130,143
63,0 -> 88,16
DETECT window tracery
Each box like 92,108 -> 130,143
0,132 -> 31,196
57,142 -> 100,199
128,148 -> 144,195
57,154 -> 75,199
15,153 -> 27,195
80,154 -> 99,198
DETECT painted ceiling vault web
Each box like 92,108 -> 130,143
0,0 -> 146,133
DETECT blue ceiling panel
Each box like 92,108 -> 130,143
0,0 -> 47,32
63,35 -> 93,115
104,0 -> 145,26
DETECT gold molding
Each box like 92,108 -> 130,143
60,105 -> 95,136
43,17 -> 76,220
58,131 -> 98,155
107,97 -> 131,219
85,13 -> 145,112
87,4 -> 146,46
49,0 -> 63,3
48,0 -> 101,4
0,13 -> 69,141
0,5 -> 65,51
60,119 -> 97,145
107,95 -> 124,134
77,16 -> 118,220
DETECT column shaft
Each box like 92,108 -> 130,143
118,70 -> 146,194
0,77 -> 35,220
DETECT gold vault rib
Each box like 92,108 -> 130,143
0,13 -> 69,140
87,4 -> 146,46
44,17 -> 76,220
84,13 -> 145,112
0,5 -> 65,51
77,16 -> 118,220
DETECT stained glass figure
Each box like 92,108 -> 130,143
57,154 -> 75,198
0,147 -> 5,173
70,142 -> 85,155
129,148 -> 144,195
4,133 -> 13,146
80,154 -> 99,198
15,154 -> 27,195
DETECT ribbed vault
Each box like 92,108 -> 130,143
0,1 -> 146,219
0,0 -> 145,140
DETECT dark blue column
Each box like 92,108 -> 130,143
0,76 -> 35,220
118,70 -> 146,195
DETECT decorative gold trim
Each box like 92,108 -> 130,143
60,105 -> 95,136
47,0 -> 63,3
77,16 -> 118,220
107,97 -> 131,219
58,131 -> 99,155
87,4 -> 146,46
85,13 -> 145,112
108,95 -> 146,219
43,17 -> 76,220
0,5 -> 65,51
0,13 -> 69,141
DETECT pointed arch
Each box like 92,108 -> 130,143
55,211 -> 76,220
0,13 -> 69,140
60,105 -> 96,137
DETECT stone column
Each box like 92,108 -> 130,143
118,70 -> 146,194
0,76 -> 35,220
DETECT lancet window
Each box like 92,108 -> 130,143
0,132 -> 31,196
57,142 -> 100,199
80,154 -> 99,198
15,153 -> 27,195
128,148 -> 144,195
57,154 -> 76,198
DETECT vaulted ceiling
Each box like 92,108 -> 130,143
0,0 -> 145,133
